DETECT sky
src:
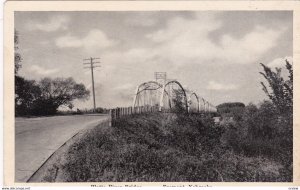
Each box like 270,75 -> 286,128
15,11 -> 293,109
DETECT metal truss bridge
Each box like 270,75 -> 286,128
132,79 -> 217,113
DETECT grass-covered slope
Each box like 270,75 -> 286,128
46,112 -> 288,182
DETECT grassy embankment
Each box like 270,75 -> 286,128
42,112 -> 291,182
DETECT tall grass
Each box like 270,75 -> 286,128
53,112 -> 289,182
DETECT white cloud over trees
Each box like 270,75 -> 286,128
268,56 -> 292,68
26,15 -> 70,32
55,29 -> 117,50
29,65 -> 59,75
145,14 -> 285,66
206,81 -> 238,91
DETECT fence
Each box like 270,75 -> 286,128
110,105 -> 159,126
109,105 -> 217,126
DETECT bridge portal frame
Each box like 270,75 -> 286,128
133,81 -> 172,108
159,80 -> 188,113
188,92 -> 200,113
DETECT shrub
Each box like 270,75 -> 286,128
221,100 -> 292,181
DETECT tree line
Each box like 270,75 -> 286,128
15,30 -> 90,116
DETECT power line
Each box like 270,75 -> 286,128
83,57 -> 101,112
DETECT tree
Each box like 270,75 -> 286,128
37,77 -> 90,115
259,61 -> 293,174
260,60 -> 293,115
245,101 -> 278,139
172,89 -> 188,114
15,77 -> 90,116
217,102 -> 245,120
14,29 -> 22,74
217,102 -> 245,111
15,76 -> 41,116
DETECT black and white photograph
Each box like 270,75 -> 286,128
9,5 -> 296,185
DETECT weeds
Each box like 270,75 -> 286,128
55,112 -> 289,182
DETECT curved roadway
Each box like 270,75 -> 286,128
15,114 -> 109,182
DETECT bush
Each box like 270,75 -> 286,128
221,101 -> 292,181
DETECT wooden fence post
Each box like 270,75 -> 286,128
111,109 -> 115,126
116,108 -> 119,119
109,109 -> 112,127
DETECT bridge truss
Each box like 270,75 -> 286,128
132,80 -> 217,113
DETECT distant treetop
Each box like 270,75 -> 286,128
216,102 -> 246,117
217,102 -> 245,109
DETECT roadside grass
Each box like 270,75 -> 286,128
45,113 -> 288,182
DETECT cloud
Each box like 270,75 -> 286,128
27,15 -> 70,32
265,56 -> 293,80
146,13 -> 285,66
126,13 -> 157,27
39,40 -> 50,46
219,26 -> 285,64
29,65 -> 59,75
55,35 -> 82,48
206,81 -> 238,91
113,83 -> 134,91
267,56 -> 292,68
55,29 -> 117,50
147,13 -> 221,43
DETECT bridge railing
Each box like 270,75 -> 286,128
110,105 -> 159,126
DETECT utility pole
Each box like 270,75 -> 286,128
83,57 -> 100,112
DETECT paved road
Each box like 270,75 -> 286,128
15,114 -> 109,182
